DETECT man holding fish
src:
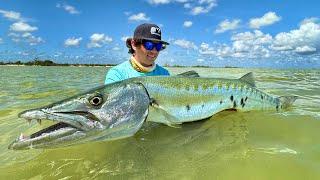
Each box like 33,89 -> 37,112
105,23 -> 170,84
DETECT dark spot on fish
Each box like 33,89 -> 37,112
261,95 -> 264,100
242,103 -> 245,108
281,105 -> 283,109
240,98 -> 245,108
276,105 -> 279,111
186,104 -> 191,111
220,100 -> 222,104
230,95 -> 234,101
245,96 -> 248,101
202,104 -> 205,108
185,85 -> 190,91
233,101 -> 237,108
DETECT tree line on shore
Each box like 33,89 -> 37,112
0,59 -> 115,66
0,59 -> 231,68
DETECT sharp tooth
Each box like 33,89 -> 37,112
19,133 -> 25,140
27,119 -> 31,125
37,119 -> 42,125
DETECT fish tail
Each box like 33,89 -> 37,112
279,96 -> 298,109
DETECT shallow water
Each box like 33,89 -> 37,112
0,66 -> 319,179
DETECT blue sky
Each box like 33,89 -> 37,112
0,0 -> 319,68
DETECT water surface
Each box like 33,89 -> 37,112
0,66 -> 319,179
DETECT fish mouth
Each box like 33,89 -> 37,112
8,110 -> 94,150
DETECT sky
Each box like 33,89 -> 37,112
0,0 -> 319,68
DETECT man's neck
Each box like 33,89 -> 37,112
130,56 -> 156,73
133,55 -> 154,67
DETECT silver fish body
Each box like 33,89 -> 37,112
9,72 -> 297,150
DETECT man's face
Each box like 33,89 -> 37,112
132,40 -> 159,66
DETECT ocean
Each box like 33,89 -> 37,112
0,66 -> 319,179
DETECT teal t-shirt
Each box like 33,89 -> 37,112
104,61 -> 170,84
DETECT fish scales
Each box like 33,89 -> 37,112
135,76 -> 280,124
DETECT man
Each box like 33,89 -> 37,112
104,23 -> 170,84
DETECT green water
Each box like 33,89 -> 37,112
0,66 -> 319,179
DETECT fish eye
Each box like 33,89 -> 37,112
89,96 -> 103,106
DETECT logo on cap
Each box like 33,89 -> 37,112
150,27 -> 161,36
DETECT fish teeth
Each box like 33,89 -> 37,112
37,119 -> 42,125
19,133 -> 29,141
19,133 -> 26,140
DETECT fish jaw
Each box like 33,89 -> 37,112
9,81 -> 150,150
9,106 -> 104,150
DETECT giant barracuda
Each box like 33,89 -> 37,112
9,72 -> 297,150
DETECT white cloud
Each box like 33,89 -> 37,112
90,33 -> 112,42
231,30 -> 273,45
17,51 -> 30,56
148,0 -> 171,5
270,45 -> 293,51
28,35 -> 44,46
199,30 -> 273,58
230,30 -> 272,57
199,20 -> 320,61
300,17 -> 319,26
249,12 -> 281,29
199,42 -> 215,55
190,0 -> 217,15
183,21 -> 193,28
56,3 -> 80,14
128,13 -> 150,22
0,9 -> 22,21
176,0 -> 189,2
148,0 -> 190,5
64,37 -> 82,47
8,31 -> 43,45
174,39 -> 197,49
273,21 -> 320,54
9,22 -> 38,32
8,32 -> 19,37
146,0 -> 217,15
295,46 -> 317,54
22,32 -> 32,38
215,19 -> 241,33
87,33 -> 112,48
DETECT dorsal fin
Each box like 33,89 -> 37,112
176,70 -> 200,77
239,72 -> 255,87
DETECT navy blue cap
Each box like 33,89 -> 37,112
132,23 -> 169,45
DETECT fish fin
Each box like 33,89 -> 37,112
239,72 -> 255,87
279,96 -> 298,109
176,70 -> 200,77
147,102 -> 182,128
166,123 -> 182,128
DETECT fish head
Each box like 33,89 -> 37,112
9,81 -> 150,150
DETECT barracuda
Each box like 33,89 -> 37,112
9,72 -> 297,150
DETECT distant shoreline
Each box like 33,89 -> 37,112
0,64 -> 114,67
0,59 -> 235,68
0,60 -> 115,67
